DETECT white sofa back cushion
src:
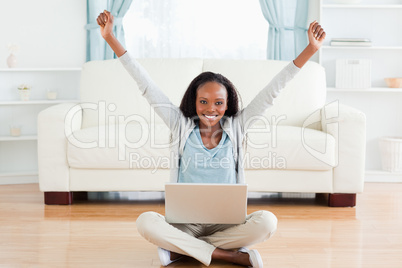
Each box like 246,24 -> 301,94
79,58 -> 326,129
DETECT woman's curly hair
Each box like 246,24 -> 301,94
179,72 -> 240,120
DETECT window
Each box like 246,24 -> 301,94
123,0 -> 268,59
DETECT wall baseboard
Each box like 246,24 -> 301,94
365,170 -> 402,183
0,175 -> 38,185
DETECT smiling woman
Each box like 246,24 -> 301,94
123,0 -> 268,59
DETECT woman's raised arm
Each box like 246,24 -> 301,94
96,10 -> 181,132
239,21 -> 325,131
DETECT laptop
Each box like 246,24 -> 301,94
165,183 -> 248,224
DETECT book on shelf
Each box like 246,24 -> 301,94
330,38 -> 372,47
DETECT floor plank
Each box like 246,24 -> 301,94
0,183 -> 401,267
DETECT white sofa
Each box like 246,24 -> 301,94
38,58 -> 366,206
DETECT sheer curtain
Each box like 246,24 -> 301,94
123,0 -> 267,59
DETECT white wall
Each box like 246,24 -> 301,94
0,0 -> 86,68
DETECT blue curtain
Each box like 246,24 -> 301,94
85,0 -> 133,61
259,0 -> 308,60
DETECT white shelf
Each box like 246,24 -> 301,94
0,99 -> 79,105
323,46 -> 402,50
321,2 -> 402,177
322,4 -> 402,9
0,135 -> 37,141
0,66 -> 80,185
0,67 -> 81,72
327,87 -> 402,93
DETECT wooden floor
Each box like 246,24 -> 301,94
0,183 -> 401,268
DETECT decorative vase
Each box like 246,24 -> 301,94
7,53 -> 17,68
10,125 -> 22,137
47,91 -> 57,100
18,89 -> 30,101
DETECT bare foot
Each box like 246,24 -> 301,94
233,251 -> 252,266
212,248 -> 251,266
170,251 -> 184,261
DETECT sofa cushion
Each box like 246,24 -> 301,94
67,123 -> 171,170
67,123 -> 335,171
244,125 -> 336,171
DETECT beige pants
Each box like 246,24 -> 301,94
136,210 -> 277,266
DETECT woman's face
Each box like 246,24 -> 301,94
195,81 -> 228,128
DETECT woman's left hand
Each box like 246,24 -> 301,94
308,21 -> 326,50
97,10 -> 114,39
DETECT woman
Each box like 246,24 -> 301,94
97,10 -> 325,267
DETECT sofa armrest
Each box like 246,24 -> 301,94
38,103 -> 82,192
321,102 -> 366,193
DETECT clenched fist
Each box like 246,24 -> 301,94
97,10 -> 114,39
308,21 -> 326,50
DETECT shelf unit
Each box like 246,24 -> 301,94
0,100 -> 79,105
322,46 -> 402,50
0,68 -> 81,184
322,4 -> 402,9
327,87 -> 402,93
319,2 -> 402,88
0,68 -> 81,72
0,135 -> 37,141
320,0 -> 402,180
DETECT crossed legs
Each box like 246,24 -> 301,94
136,210 -> 277,266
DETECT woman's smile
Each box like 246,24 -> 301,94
204,114 -> 218,120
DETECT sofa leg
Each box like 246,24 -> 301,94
328,193 -> 356,207
73,192 -> 88,201
44,192 -> 73,205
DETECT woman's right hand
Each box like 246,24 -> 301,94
97,10 -> 114,39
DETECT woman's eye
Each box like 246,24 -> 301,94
216,102 -> 223,105
200,100 -> 207,104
